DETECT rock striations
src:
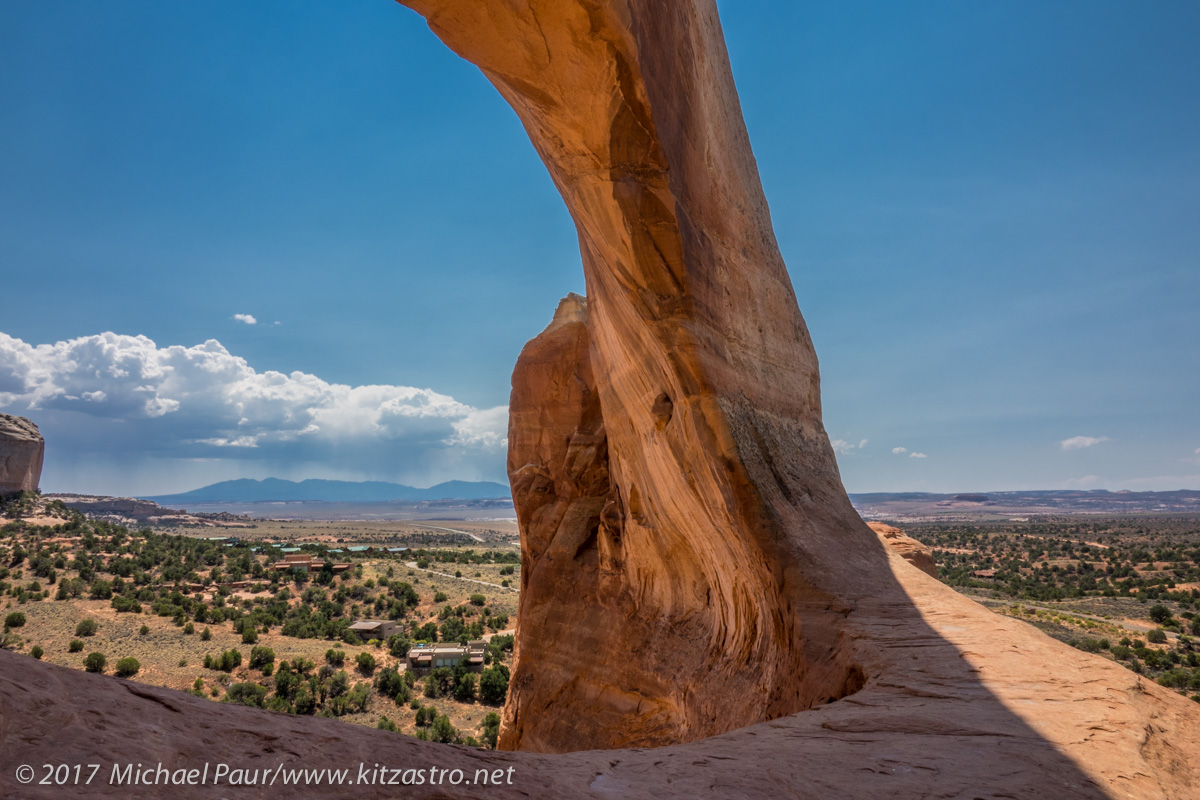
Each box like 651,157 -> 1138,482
0,413 -> 43,495
0,3 -> 1197,798
868,521 -> 938,578
395,0 -> 1200,790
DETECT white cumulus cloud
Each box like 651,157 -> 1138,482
0,331 -> 508,485
1061,435 -> 1109,451
892,447 -> 907,455
232,314 -> 257,325
909,452 -> 927,459
831,438 -> 868,455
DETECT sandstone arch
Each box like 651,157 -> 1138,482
2,3 -> 1198,798
393,1 -> 1200,786
401,0 -> 888,750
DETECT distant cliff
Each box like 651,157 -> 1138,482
0,413 -> 43,494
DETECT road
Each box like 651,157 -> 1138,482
404,562 -> 517,593
407,522 -> 485,542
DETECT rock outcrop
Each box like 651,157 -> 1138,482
0,413 -> 43,494
868,521 -> 938,577
5,584 -> 1200,800
395,1 -> 1200,789
1,3 -> 1197,798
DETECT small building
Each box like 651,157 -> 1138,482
406,640 -> 486,673
270,553 -> 350,574
348,620 -> 401,642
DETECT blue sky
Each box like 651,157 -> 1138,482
1,1 -> 1197,496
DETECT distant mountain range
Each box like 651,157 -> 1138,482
141,481 -> 1200,514
144,478 -> 511,505
848,489 -> 1200,518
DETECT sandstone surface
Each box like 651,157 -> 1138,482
1,2 -> 1198,798
0,413 -> 43,494
4,560 -> 1199,799
392,1 -> 1200,791
869,521 -> 938,578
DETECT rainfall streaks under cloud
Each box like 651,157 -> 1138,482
0,331 -> 507,493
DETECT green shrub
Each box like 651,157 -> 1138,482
479,664 -> 510,705
68,639 -> 84,653
480,712 -> 501,749
387,634 -> 411,659
139,624 -> 150,636
431,713 -> 457,744
115,657 -> 140,677
4,611 -> 26,629
207,649 -> 243,672
325,648 -> 346,666
111,595 -> 141,613
84,652 -> 107,673
224,682 -> 268,708
374,667 -> 405,698
469,593 -> 486,606
1148,629 -> 1168,644
249,646 -> 275,669
75,619 -> 98,637
30,645 -> 43,659
434,591 -> 448,603
293,685 -> 316,715
200,627 -> 212,641
356,651 -> 376,676
329,670 -> 351,698
241,627 -> 258,645
1156,669 -> 1191,689
347,683 -> 371,713
454,672 -> 477,702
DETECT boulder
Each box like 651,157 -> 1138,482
0,413 -> 43,494
868,521 -> 938,577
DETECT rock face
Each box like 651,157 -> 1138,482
0,413 -> 43,494
2,3 -> 1197,798
868,521 -> 938,578
406,0 -> 873,752
395,1 -> 1200,788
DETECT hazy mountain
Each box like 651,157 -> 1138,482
144,478 -> 510,505
849,489 -> 1200,518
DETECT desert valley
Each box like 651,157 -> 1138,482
2,1 -> 1198,798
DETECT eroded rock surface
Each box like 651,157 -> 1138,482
868,521 -> 938,578
406,0 -> 872,752
1,3 -> 1197,798
4,566 -> 1200,799
394,0 -> 1200,781
0,413 -> 43,494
